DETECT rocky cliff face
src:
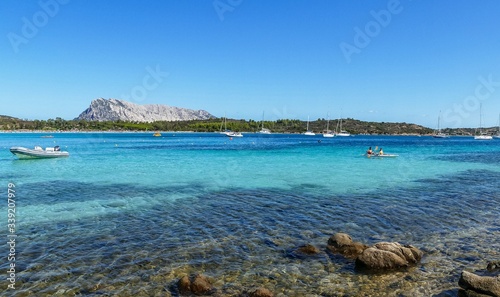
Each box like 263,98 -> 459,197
76,98 -> 214,122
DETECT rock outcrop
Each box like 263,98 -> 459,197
355,242 -> 423,270
459,271 -> 500,297
327,233 -> 423,271
327,232 -> 368,258
76,98 -> 214,122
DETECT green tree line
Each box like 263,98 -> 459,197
0,116 -> 441,135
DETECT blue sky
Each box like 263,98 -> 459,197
1,0 -> 500,128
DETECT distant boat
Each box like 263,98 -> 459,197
474,104 -> 492,140
226,132 -> 243,137
335,115 -> 350,137
10,146 -> 69,159
304,116 -> 315,136
219,113 -> 232,135
258,111 -> 271,134
475,134 -> 493,140
495,114 -> 500,139
323,113 -> 334,138
258,128 -> 271,134
433,111 -> 449,138
41,135 -> 54,138
153,132 -> 161,137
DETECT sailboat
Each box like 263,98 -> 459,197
304,116 -> 315,136
258,111 -> 271,134
474,104 -> 492,140
219,114 -> 243,137
494,113 -> 500,139
226,131 -> 243,137
219,113 -> 232,135
323,113 -> 334,138
335,115 -> 350,137
433,111 -> 449,138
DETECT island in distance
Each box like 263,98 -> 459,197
76,98 -> 214,122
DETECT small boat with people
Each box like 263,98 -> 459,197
369,153 -> 399,158
365,146 -> 398,158
10,146 -> 69,159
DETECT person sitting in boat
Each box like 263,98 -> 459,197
378,148 -> 384,155
54,146 -> 60,151
366,147 -> 373,155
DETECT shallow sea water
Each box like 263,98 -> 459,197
0,133 -> 499,296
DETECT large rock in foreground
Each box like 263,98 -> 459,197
327,233 -> 422,270
76,98 -> 214,122
355,242 -> 423,270
459,271 -> 500,297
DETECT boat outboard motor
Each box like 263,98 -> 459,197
54,146 -> 60,151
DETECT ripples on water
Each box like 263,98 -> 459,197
433,151 -> 500,164
3,168 -> 499,296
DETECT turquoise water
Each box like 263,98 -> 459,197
1,132 -> 499,296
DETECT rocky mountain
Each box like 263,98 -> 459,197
76,98 -> 214,122
0,115 -> 19,120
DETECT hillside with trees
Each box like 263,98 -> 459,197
0,116 -> 445,135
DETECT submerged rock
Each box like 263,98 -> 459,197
249,287 -> 274,297
327,233 -> 368,258
296,244 -> 320,255
488,261 -> 500,271
178,274 -> 216,295
355,242 -> 422,270
458,271 -> 500,297
458,290 -> 496,297
327,233 -> 353,247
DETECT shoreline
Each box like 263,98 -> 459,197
0,130 -> 478,137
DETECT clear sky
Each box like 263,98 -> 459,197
1,0 -> 500,128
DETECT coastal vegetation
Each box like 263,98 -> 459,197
0,115 -> 493,135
